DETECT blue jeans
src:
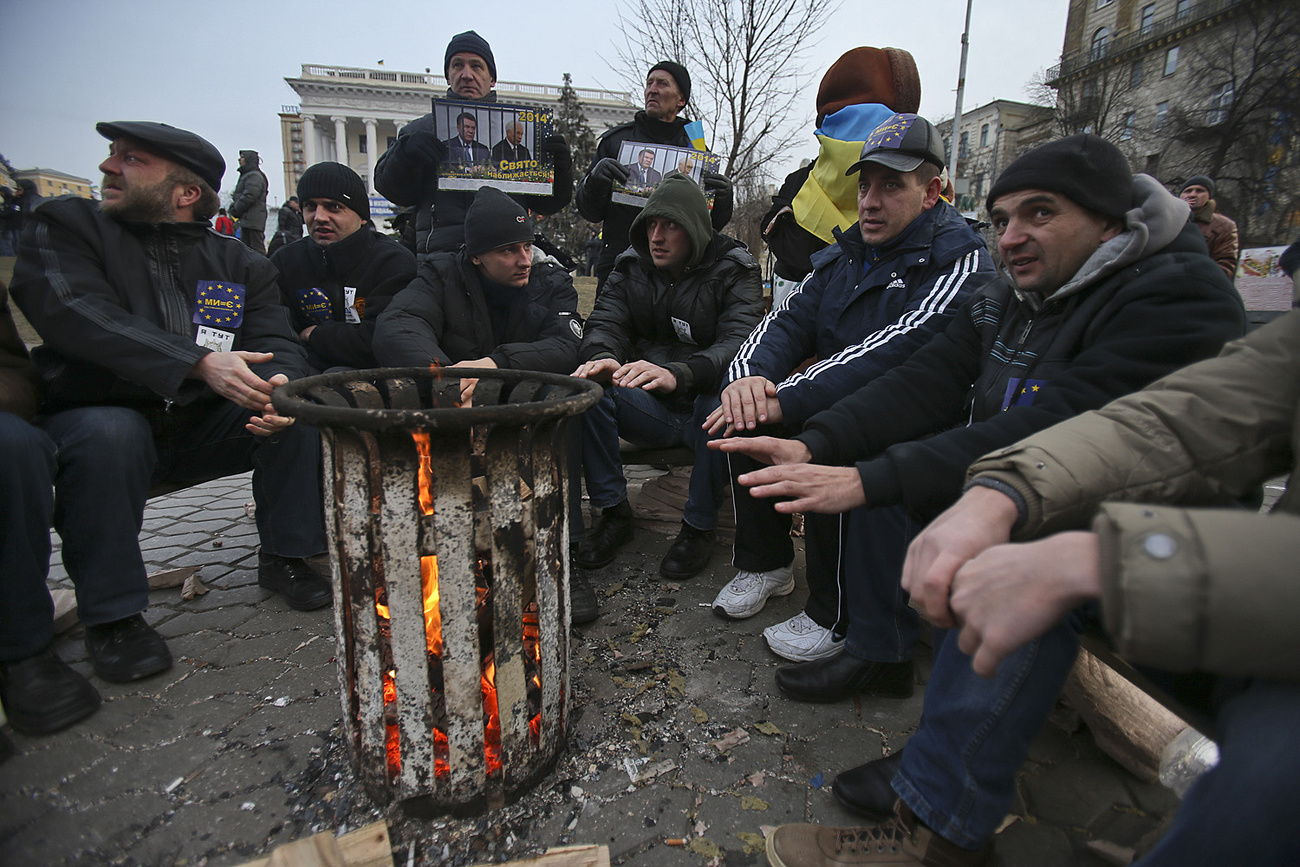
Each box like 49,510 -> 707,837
893,621 -> 1082,849
839,504 -> 919,659
580,385 -> 725,531
1138,679 -> 1300,866
0,403 -> 325,661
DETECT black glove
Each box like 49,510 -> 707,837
409,129 -> 446,166
542,134 -> 572,173
701,170 -> 733,197
587,157 -> 629,194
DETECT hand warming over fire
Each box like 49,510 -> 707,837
190,350 -> 277,411
245,374 -> 295,436
448,357 -> 498,406
572,357 -> 622,383
612,359 -> 677,393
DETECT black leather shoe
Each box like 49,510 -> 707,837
258,553 -> 333,611
658,522 -> 715,579
575,500 -> 634,570
775,652 -> 914,703
0,647 -> 102,734
570,571 -> 600,625
84,614 -> 173,683
833,749 -> 905,820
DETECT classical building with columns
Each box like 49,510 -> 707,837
280,63 -> 636,217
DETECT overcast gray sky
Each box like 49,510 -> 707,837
0,0 -> 1068,205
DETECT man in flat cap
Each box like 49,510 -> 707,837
272,161 -> 415,371
2,121 -> 330,737
374,30 -> 573,255
576,60 -> 735,288
723,134 -> 1247,866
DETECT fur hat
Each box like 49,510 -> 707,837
816,47 -> 921,125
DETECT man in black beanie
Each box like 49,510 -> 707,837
576,61 -> 735,288
716,134 -> 1249,865
373,31 -> 573,255
271,162 -> 415,372
1180,174 -> 1239,280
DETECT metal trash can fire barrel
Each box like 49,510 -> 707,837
273,367 -> 601,815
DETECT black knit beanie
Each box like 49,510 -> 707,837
1181,175 -> 1215,197
464,186 -> 533,256
987,134 -> 1133,219
649,61 -> 691,105
297,162 -> 370,221
445,31 -> 497,81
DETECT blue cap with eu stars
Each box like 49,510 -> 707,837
845,112 -> 947,175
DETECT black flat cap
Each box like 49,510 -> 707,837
96,121 -> 225,190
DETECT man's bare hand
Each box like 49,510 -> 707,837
448,357 -> 498,406
900,486 -> 1022,629
709,434 -> 811,466
612,360 -> 676,393
950,532 -> 1102,678
245,374 -> 296,436
299,325 -> 317,341
190,351 -> 276,411
736,463 -> 865,514
572,357 -> 621,382
707,376 -> 780,435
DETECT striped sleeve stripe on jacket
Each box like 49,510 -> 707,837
726,272 -> 813,381
778,249 -> 981,391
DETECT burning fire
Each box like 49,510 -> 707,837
373,430 -> 511,781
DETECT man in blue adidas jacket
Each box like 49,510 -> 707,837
704,114 -> 993,661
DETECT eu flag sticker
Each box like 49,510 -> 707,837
1001,377 -> 1047,411
295,286 -> 333,323
193,281 -> 246,328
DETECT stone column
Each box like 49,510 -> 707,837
302,115 -> 317,166
363,117 -> 379,194
332,116 -> 349,165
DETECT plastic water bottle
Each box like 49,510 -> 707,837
1158,726 -> 1219,798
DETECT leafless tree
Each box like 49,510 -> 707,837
611,0 -> 838,191
1162,2 -> 1300,244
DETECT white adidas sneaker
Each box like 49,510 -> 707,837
762,611 -> 844,662
711,564 -> 796,619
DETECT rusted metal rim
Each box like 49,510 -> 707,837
271,367 -> 603,432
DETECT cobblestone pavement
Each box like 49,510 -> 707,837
0,471 -> 1180,866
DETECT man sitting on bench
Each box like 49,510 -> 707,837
1,121 -> 328,737
572,172 -> 762,580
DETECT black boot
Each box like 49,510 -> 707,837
575,500 -> 634,569
832,749 -> 906,820
658,522 -> 715,579
570,571 -> 600,625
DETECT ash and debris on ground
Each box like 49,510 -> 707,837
1,472 -> 1181,867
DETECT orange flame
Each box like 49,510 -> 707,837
482,656 -> 503,775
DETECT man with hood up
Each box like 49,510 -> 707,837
229,149 -> 268,254
573,173 -> 763,581
373,30 -> 573,255
716,136 -> 1246,867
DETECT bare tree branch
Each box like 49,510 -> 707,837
611,0 -> 839,190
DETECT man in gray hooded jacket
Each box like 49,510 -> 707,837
722,135 -> 1248,867
574,173 -> 763,581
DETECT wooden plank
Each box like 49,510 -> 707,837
468,844 -> 610,867
235,821 -> 391,867
265,834 -> 344,867
1062,647 -> 1187,782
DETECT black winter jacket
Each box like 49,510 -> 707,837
729,202 -> 994,428
373,251 -> 582,373
270,226 -> 416,371
575,111 -> 734,284
794,177 -> 1248,520
581,232 -> 764,407
374,90 -> 573,255
229,162 -> 269,230
11,197 -> 305,413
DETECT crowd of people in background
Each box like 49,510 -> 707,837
2,26 -> 1297,867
